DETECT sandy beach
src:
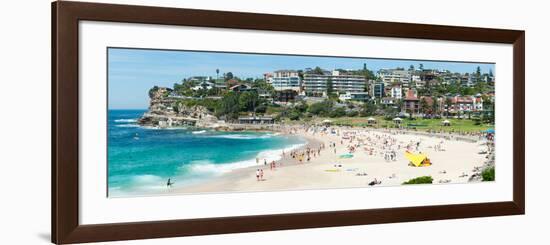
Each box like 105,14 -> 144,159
170,126 -> 492,194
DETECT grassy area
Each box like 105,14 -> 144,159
318,116 -> 492,133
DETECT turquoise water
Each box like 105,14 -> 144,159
108,110 -> 305,197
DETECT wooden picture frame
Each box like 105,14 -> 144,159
52,1 -> 525,244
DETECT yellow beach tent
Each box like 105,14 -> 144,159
404,151 -> 432,167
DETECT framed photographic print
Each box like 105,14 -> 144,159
52,1 -> 525,244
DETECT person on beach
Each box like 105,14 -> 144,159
167,178 -> 174,188
264,159 -> 267,166
260,169 -> 264,181
256,169 -> 260,181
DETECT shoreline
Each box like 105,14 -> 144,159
165,125 -> 492,195
170,132 -> 322,191
109,114 -> 494,196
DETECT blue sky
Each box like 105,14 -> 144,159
108,48 -> 495,109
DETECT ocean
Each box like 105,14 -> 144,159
108,109 -> 305,197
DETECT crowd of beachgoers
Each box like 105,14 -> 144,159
173,123 -> 494,194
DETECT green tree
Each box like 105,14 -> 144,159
148,86 -> 160,98
420,97 -> 430,115
308,100 -> 333,116
225,72 -> 234,80
287,110 -> 301,120
329,107 -> 346,118
396,99 -> 404,113
295,101 -> 309,113
445,98 -> 453,118
361,100 -> 377,116
431,98 -> 440,116
326,78 -> 334,96
297,69 -> 305,81
252,80 -> 275,96
313,66 -> 324,75
474,81 -> 486,94
475,66 -> 482,83
217,92 -> 240,120
481,95 -> 495,124
383,106 -> 399,120
346,110 -> 359,117
238,91 -> 259,112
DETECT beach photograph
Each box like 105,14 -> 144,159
107,48 -> 496,197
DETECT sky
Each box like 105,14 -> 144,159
108,48 -> 495,109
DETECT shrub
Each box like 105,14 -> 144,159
255,104 -> 267,114
403,176 -> 433,185
295,101 -> 309,113
148,86 -> 160,98
482,166 -> 495,181
308,100 -> 333,116
329,107 -> 346,118
346,110 -> 359,117
288,111 -> 301,121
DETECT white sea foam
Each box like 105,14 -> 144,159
209,133 -> 275,140
129,174 -> 171,191
110,141 -> 307,196
131,174 -> 164,184
141,126 -> 187,130
184,143 -> 306,176
192,130 -> 207,134
114,118 -> 138,123
116,124 -> 140,128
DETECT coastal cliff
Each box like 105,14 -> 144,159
138,86 -> 218,128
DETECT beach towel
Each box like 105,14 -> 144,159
339,153 -> 354,159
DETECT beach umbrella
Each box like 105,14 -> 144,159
367,117 -> 376,125
392,117 -> 402,125
404,151 -> 431,167
484,128 -> 495,133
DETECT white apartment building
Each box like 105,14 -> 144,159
460,74 -> 476,87
269,70 -> 301,92
303,70 -> 365,96
378,69 -> 412,86
390,84 -> 402,99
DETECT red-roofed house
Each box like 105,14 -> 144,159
473,96 -> 484,111
229,84 -> 253,93
403,90 -> 419,114
444,95 -> 483,116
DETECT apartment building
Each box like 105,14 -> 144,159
303,70 -> 365,96
269,70 -> 301,92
